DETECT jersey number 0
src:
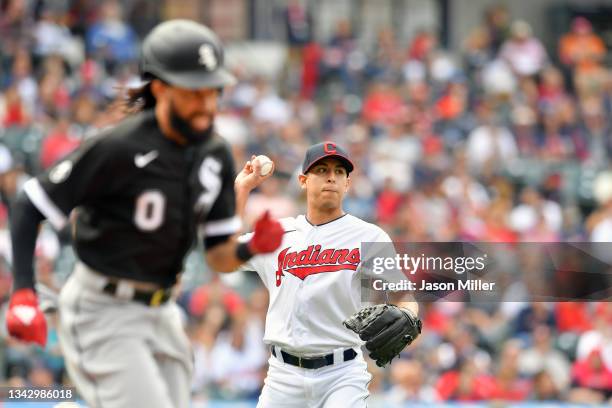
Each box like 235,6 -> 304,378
134,190 -> 166,231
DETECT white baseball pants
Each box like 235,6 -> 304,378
257,349 -> 371,408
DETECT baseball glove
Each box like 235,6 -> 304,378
343,304 -> 422,367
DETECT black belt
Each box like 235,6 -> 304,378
102,282 -> 172,307
271,347 -> 357,369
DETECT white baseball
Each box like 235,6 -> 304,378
254,155 -> 273,176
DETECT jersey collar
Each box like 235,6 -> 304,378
303,213 -> 349,227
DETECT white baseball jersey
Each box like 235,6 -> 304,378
240,213 -> 393,356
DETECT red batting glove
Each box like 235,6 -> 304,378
248,211 -> 284,254
6,288 -> 47,347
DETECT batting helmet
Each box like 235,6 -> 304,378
140,19 -> 237,90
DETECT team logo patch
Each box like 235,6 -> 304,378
275,245 -> 361,287
195,157 -> 222,214
49,160 -> 73,184
198,44 -> 218,70
324,142 -> 337,154
12,305 -> 36,325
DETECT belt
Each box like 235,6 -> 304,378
271,347 -> 357,369
102,282 -> 172,307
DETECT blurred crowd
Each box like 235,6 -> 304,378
0,0 -> 611,405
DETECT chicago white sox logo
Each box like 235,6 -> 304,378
195,157 -> 222,214
198,44 -> 218,70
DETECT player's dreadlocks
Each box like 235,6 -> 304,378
124,80 -> 156,114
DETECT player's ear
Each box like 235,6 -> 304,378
298,173 -> 307,190
150,79 -> 166,99
344,174 -> 351,193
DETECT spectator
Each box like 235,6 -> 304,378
559,17 -> 606,74
518,325 -> 571,392
509,186 -> 562,238
33,8 -> 79,64
531,370 -> 564,401
407,29 -> 438,62
483,4 -> 511,54
208,311 -> 267,400
579,97 -> 611,166
370,120 -> 421,192
284,0 -> 313,49
466,101 -> 518,174
570,347 -> 612,402
39,115 -> 81,169
490,340 -> 532,400
386,359 -> 436,403
463,27 -> 494,76
320,18 -> 359,93
85,0 -> 138,73
513,303 -> 557,337
499,20 -> 548,77
575,314 -> 612,372
1,85 -> 29,128
9,49 -> 37,115
435,360 -> 495,401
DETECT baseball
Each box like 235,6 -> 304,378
254,155 -> 274,176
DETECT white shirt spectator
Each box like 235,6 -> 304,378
510,201 -> 563,233
370,132 -> 421,192
499,21 -> 548,77
215,114 -> 249,147
209,320 -> 267,397
441,175 -> 490,209
482,59 -> 517,95
466,125 -> 518,170
576,328 -> 612,371
500,38 -> 548,76
591,217 -> 612,242
252,92 -> 291,127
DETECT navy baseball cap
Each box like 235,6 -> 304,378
302,142 -> 354,174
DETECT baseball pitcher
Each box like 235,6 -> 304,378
231,142 -> 422,407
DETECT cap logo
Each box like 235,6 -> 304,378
323,142 -> 337,154
198,44 -> 218,70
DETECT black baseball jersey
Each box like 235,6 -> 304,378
23,110 -> 239,287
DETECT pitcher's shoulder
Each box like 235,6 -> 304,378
345,214 -> 391,239
279,216 -> 299,232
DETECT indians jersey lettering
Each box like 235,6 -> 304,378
240,213 -> 394,356
275,245 -> 361,286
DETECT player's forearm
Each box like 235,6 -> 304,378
10,191 -> 45,290
397,300 -> 419,316
234,185 -> 250,220
205,236 -> 248,273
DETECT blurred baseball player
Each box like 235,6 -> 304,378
231,142 -> 422,407
6,20 -> 284,408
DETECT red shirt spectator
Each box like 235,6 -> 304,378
362,84 -> 405,125
490,376 -> 532,400
407,30 -> 437,61
376,182 -> 403,224
556,303 -> 592,333
2,86 -> 28,127
39,119 -> 81,169
436,368 -> 496,401
572,348 -> 612,392
301,42 -> 322,99
189,278 -> 245,318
